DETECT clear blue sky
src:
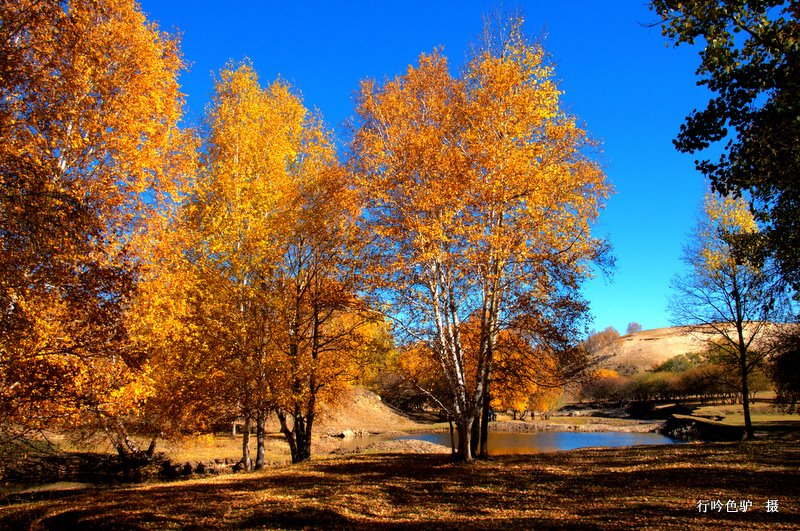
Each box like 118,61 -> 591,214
139,0 -> 712,334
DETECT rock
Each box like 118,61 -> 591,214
331,429 -> 361,438
660,414 -> 745,442
160,461 -> 181,478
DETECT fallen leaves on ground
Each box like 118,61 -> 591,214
1,440 -> 798,529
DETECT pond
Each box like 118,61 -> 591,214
394,430 -> 685,455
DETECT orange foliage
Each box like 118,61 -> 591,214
1,0 -> 186,451
491,329 -> 563,415
352,18 -> 609,459
594,368 -> 621,380
136,61 -> 366,464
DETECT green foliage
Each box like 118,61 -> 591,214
633,371 -> 677,401
652,0 -> 800,291
625,322 -> 643,335
771,334 -> 800,413
653,353 -> 703,373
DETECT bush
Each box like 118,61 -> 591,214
771,345 -> 800,413
625,322 -> 643,335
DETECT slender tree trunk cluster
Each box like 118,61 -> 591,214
349,21 -> 609,461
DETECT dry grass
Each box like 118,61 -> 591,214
692,402 -> 800,434
2,440 -> 798,529
158,434 -> 292,465
601,326 -> 707,372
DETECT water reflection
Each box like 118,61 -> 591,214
395,431 -> 684,455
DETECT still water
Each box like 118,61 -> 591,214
395,431 -> 683,455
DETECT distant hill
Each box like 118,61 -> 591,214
595,326 -> 708,375
594,323 -> 791,375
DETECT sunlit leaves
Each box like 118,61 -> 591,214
1,0 -> 186,447
352,18 -> 610,459
671,192 -> 791,438
3,7 -> 613,464
135,60 -> 367,463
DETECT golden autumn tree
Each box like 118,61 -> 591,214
166,61 -> 365,466
491,329 -> 563,419
126,181 -> 239,453
265,100 -> 368,465
670,193 -> 791,438
351,19 -> 610,461
169,62 -> 302,470
0,0 -> 186,458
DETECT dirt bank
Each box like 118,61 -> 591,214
490,418 -> 663,434
329,438 -> 450,455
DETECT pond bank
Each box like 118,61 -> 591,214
317,415 -> 669,456
0,415 -> 667,488
489,417 -> 663,433
660,414 -> 746,441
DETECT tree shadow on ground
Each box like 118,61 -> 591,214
1,441 -> 798,529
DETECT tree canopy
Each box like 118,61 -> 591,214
0,0 -> 186,457
2,7 -> 615,467
141,62 -> 368,465
670,192 -> 791,437
351,20 -> 610,460
652,0 -> 800,292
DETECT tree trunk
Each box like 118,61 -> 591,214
241,414 -> 252,472
296,418 -> 312,463
455,418 -> 473,462
144,435 -> 158,460
448,418 -> 456,455
470,410 -> 480,458
276,410 -> 297,460
477,286 -> 497,460
480,384 -> 491,458
101,416 -> 157,463
255,410 -> 266,470
277,410 -> 313,464
294,412 -> 313,463
740,347 -> 755,439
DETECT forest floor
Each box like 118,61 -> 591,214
3,389 -> 800,528
1,438 -> 798,529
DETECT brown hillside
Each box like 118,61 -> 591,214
596,323 -> 792,374
316,387 -> 421,434
596,326 -> 706,374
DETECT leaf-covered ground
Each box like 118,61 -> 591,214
1,440 -> 798,529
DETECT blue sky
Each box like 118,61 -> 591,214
139,1 -> 713,334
